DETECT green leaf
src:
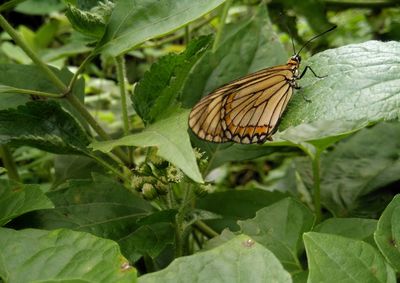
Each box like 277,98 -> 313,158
15,0 -> 65,15
133,35 -> 212,123
53,155 -> 105,187
0,101 -> 91,155
35,19 -> 60,49
196,190 -> 289,231
96,0 -> 226,56
304,232 -> 396,283
0,179 -> 53,226
139,235 -> 292,283
280,41 -> 400,130
315,218 -> 378,246
318,122 -> 400,216
66,4 -> 107,38
193,141 -> 286,173
119,222 -> 175,262
91,110 -> 203,183
0,228 -> 137,282
0,64 -> 84,111
0,64 -> 87,131
273,119 -> 369,151
30,174 -> 159,260
375,195 -> 400,272
32,174 -> 154,235
237,198 -> 314,272
119,209 -> 176,262
41,32 -> 93,62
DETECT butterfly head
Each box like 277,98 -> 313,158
287,54 -> 301,68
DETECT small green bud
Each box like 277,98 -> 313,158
131,175 -> 143,191
142,183 -> 158,200
194,183 -> 213,197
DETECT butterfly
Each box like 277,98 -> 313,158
189,25 -> 336,144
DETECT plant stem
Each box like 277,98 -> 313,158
68,53 -> 95,91
115,56 -> 130,136
0,15 -> 67,94
89,154 -> 130,183
212,0 -> 232,52
184,25 -> 190,45
0,0 -> 26,13
0,87 -> 62,98
0,145 -> 20,182
175,184 -> 193,257
194,220 -> 219,238
311,151 -> 322,223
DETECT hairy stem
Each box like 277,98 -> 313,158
212,0 -> 232,52
311,151 -> 322,223
0,145 -> 20,182
194,220 -> 219,238
115,56 -> 130,136
0,87 -> 62,98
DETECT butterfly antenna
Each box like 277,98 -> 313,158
297,25 -> 337,55
281,16 -> 297,54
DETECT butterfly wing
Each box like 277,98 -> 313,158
189,65 -> 295,144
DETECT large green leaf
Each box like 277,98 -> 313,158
237,198 -> 314,272
296,122 -> 400,216
32,174 -> 154,236
273,119 -> 369,151
0,101 -> 91,155
375,195 -> 400,272
0,64 -> 84,112
0,64 -> 88,134
0,228 -> 137,283
119,210 -> 176,262
91,110 -> 203,183
139,234 -> 292,283
315,218 -> 378,247
280,41 -> 400,130
29,174 -> 172,261
53,155 -> 105,187
197,190 -> 289,232
15,0 -> 65,15
0,179 -> 53,226
96,0 -> 225,56
304,232 -> 396,283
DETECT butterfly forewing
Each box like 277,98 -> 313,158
189,62 -> 298,144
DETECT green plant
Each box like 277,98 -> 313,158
0,0 -> 399,282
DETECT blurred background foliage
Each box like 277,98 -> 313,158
0,0 -> 399,215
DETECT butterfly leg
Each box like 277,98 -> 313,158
299,66 -> 326,79
293,82 -> 312,103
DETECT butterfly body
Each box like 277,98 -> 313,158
189,55 -> 302,144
